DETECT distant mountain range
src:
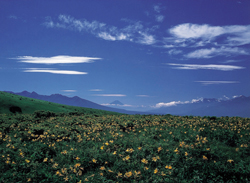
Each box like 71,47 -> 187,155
4,91 -> 250,117
149,95 -> 250,117
4,91 -> 146,115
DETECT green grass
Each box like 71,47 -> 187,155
0,91 -> 120,115
1,112 -> 250,182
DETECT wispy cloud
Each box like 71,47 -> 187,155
137,95 -> 150,97
61,90 -> 76,92
23,68 -> 87,75
92,94 -> 126,97
13,55 -> 101,64
89,89 -> 103,91
9,15 -> 18,19
168,63 -> 245,71
168,49 -> 183,55
44,14 -> 156,46
186,47 -> 249,59
155,15 -> 164,22
101,103 -> 132,107
195,81 -> 239,85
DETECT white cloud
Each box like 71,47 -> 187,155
168,63 -> 245,71
92,94 -> 126,97
89,89 -> 103,91
167,23 -> 250,48
23,68 -> 87,75
137,95 -> 149,97
169,23 -> 224,39
186,47 -> 249,58
155,15 -> 164,22
14,55 -> 101,64
195,81 -> 239,85
155,101 -> 182,108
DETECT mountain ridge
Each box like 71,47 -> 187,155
4,91 -> 148,115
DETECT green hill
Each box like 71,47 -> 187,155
0,91 -> 120,115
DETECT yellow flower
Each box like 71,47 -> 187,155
76,157 -> 80,160
203,155 -> 208,160
56,171 -> 60,175
144,166 -> 149,170
92,159 -> 97,163
168,165 -> 172,170
138,147 -> 142,150
74,163 -> 81,168
113,151 -> 117,155
108,169 -> 113,173
124,171 -> 133,178
43,158 -> 48,162
84,178 -> 88,181
174,148 -> 178,153
25,159 -> 30,163
53,163 -> 58,168
227,159 -> 234,163
141,158 -> 148,164
100,173 -> 103,176
158,147 -> 163,152
109,140 -> 114,143
64,176 -> 69,181
154,168 -> 158,174
100,146 -> 104,150
152,157 -> 158,162
117,172 -> 122,178
161,171 -> 166,176
185,152 -> 188,156
105,142 -> 109,146
123,155 -> 130,161
100,166 -> 105,170
126,148 -> 134,153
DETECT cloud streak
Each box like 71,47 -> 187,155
195,81 -> 239,85
168,63 -> 245,71
14,55 -> 101,64
186,47 -> 249,59
92,94 -> 126,97
61,90 -> 76,92
23,68 -> 87,75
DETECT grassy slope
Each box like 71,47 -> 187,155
0,91 -> 120,115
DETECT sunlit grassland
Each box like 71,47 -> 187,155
0,91 -> 119,115
1,112 -> 250,182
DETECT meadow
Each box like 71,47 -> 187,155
1,111 -> 250,182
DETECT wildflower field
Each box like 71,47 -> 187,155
1,111 -> 250,182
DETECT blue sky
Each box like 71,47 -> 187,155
1,0 -> 250,111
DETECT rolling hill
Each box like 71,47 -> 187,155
0,91 -> 120,115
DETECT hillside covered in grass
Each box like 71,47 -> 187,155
0,91 -> 120,116
0,112 -> 250,182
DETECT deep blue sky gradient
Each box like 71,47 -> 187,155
1,0 -> 250,110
